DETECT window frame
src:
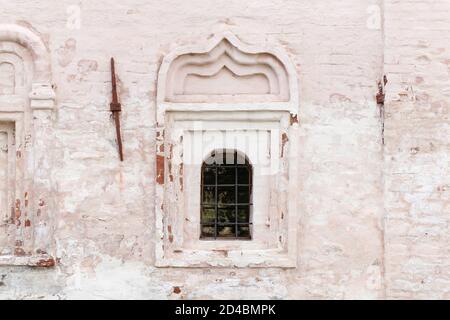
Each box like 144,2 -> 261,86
0,24 -> 56,267
155,32 -> 299,268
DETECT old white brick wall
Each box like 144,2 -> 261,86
384,0 -> 450,299
0,0 -> 447,299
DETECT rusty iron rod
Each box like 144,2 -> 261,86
110,57 -> 124,161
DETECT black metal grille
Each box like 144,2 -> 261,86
200,150 -> 252,240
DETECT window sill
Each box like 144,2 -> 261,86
156,248 -> 296,268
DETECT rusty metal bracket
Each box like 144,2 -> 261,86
377,75 -> 388,145
377,75 -> 388,105
110,57 -> 124,161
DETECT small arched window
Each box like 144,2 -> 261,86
201,150 -> 252,240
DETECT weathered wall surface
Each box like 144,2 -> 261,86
383,0 -> 450,299
0,0 -> 446,299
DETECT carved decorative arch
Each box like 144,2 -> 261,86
0,24 -> 55,108
165,37 -> 290,102
0,43 -> 32,97
0,24 -> 51,83
156,32 -> 299,124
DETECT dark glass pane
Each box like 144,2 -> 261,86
237,225 -> 251,238
237,205 -> 250,223
217,225 -> 236,238
217,166 -> 235,185
237,186 -> 250,203
203,166 -> 215,185
212,151 -> 225,165
204,153 -> 216,165
218,206 -> 236,223
201,225 -> 215,238
200,150 -> 253,240
236,152 -> 247,165
237,167 -> 250,184
201,206 -> 216,223
217,186 -> 235,204
202,186 -> 215,204
223,152 -> 235,165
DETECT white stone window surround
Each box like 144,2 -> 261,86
0,24 -> 56,267
155,32 -> 299,268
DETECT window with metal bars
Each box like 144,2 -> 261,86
200,150 -> 252,240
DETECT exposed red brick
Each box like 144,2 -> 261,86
168,225 -> 174,243
156,155 -> 164,184
24,192 -> 29,207
168,162 -> 173,182
14,247 -> 26,256
290,113 -> 299,125
281,133 -> 289,157
36,258 -> 55,268
173,286 -> 181,294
